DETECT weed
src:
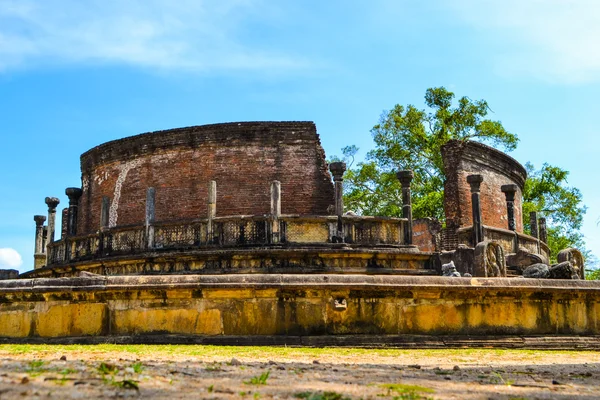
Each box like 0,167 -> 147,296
97,362 -> 118,375
253,392 -> 261,399
208,385 -> 214,393
25,360 -> 46,376
379,384 -> 435,400
244,370 -> 270,385
294,391 -> 351,400
205,362 -> 222,372
131,362 -> 144,373
490,371 -> 515,386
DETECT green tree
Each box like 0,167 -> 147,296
342,87 -> 518,219
522,163 -> 587,262
339,87 -> 587,261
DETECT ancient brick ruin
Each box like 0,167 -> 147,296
0,121 -> 597,344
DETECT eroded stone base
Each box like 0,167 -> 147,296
1,275 -> 600,341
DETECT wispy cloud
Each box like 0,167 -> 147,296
448,0 -> 600,84
0,248 -> 22,269
0,0 -> 310,73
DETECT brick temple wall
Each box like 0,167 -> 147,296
442,140 -> 527,234
77,122 -> 334,235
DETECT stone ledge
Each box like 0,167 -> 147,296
1,334 -> 599,349
3,274 -> 600,292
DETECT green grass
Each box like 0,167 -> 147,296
244,370 -> 270,385
294,391 -> 351,400
0,344 -> 588,360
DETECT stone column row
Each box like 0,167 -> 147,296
466,175 -> 548,246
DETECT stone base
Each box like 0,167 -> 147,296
22,246 -> 433,278
2,274 -> 600,341
1,333 -> 599,349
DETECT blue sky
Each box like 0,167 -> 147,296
1,0 -> 599,272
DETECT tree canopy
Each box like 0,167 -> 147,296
337,87 -> 586,263
342,87 -> 518,219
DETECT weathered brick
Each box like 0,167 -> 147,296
442,140 -> 527,234
77,122 -> 334,234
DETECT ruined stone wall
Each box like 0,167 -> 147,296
1,275 -> 600,339
77,122 -> 334,235
442,140 -> 527,234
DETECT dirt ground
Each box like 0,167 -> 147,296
0,345 -> 598,399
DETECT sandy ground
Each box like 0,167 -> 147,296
0,346 -> 598,399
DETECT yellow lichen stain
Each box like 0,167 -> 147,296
36,303 -> 106,337
0,310 -> 32,337
113,306 -> 222,335
286,221 -> 329,243
400,302 -> 464,333
204,289 -> 254,299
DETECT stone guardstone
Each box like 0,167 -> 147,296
523,263 -> 550,279
549,261 -> 578,280
474,241 -> 506,277
442,260 -> 461,277
506,247 -> 544,272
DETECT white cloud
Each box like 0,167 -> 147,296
448,0 -> 600,84
0,248 -> 23,269
0,0 -> 310,73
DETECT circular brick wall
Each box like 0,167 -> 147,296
77,122 -> 334,235
442,140 -> 527,233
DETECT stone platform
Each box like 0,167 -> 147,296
1,274 -> 600,344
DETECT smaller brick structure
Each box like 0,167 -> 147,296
442,140 -> 527,234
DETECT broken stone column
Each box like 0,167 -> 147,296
146,187 -> 155,249
501,184 -> 518,231
270,181 -> 281,243
207,180 -> 217,243
329,162 -> 346,242
100,196 -> 110,230
529,211 -> 538,239
539,217 -> 548,244
61,208 -> 68,238
396,170 -> 414,245
65,187 -> 82,236
466,174 -> 484,245
33,215 -> 46,269
44,197 -> 60,244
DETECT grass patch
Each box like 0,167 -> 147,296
244,370 -> 270,385
0,344 -> 587,361
295,391 -> 351,400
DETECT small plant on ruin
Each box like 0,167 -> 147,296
131,362 -> 144,373
294,391 -> 351,400
244,370 -> 270,385
379,383 -> 435,400
25,360 -> 46,376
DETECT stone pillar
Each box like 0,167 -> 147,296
529,211 -> 538,239
65,187 -> 82,236
396,170 -> 414,245
329,162 -> 346,242
61,208 -> 68,238
466,174 -> 484,245
270,181 -> 281,243
44,197 -> 60,244
207,181 -> 217,243
501,184 -> 518,231
539,217 -> 547,244
100,196 -> 110,229
146,187 -> 155,249
33,215 -> 46,269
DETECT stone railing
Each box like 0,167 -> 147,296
46,215 -> 409,266
456,225 -> 550,260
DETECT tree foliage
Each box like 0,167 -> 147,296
339,87 -> 587,262
342,87 -> 518,219
522,162 -> 587,261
